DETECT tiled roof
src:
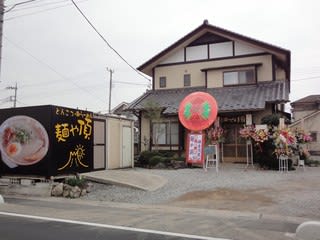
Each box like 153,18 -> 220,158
127,81 -> 289,114
291,95 -> 320,105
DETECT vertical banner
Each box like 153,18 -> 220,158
52,106 -> 93,175
186,131 -> 204,164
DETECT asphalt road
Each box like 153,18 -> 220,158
0,197 -> 301,240
0,213 -> 222,240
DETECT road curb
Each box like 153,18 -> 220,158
2,194 -> 312,224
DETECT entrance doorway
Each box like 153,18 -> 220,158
222,124 -> 246,162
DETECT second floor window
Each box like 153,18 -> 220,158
184,74 -> 191,87
223,69 -> 255,86
159,76 -> 166,88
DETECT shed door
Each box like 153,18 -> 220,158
93,119 -> 106,170
122,126 -> 132,168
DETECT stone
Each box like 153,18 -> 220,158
81,189 -> 87,196
51,182 -> 63,197
63,184 -> 73,191
71,186 -> 81,198
63,189 -> 70,198
154,162 -> 166,169
85,182 -> 94,193
172,160 -> 186,169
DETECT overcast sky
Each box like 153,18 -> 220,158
1,0 -> 319,113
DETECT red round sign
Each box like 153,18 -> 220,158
178,92 -> 218,131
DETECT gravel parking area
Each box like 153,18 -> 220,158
81,164 -> 320,219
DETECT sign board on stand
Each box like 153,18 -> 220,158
186,132 -> 205,165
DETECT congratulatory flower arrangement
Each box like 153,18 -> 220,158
239,125 -> 312,157
206,126 -> 224,144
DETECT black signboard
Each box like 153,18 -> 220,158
0,105 -> 93,177
52,106 -> 93,175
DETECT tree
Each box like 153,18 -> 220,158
261,114 -> 280,127
143,101 -> 163,151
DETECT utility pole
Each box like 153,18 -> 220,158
107,68 -> 114,113
0,0 -> 4,79
6,82 -> 17,108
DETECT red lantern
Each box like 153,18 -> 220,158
178,92 -> 218,131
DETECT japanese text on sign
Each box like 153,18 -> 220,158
55,107 -> 93,118
55,117 -> 92,142
220,115 -> 246,124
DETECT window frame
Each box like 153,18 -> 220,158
152,121 -> 179,146
223,68 -> 256,86
159,76 -> 166,88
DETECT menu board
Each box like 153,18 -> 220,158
186,132 -> 204,164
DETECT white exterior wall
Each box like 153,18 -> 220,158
159,41 -> 265,65
186,45 -> 207,61
154,54 -> 273,89
290,111 -> 320,154
160,48 -> 184,64
209,41 -> 233,58
235,41 -> 264,55
140,113 -> 150,152
293,110 -> 315,122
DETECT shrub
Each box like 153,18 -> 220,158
149,155 -> 164,167
137,150 -> 186,168
158,150 -> 175,158
172,156 -> 185,162
261,114 -> 280,127
138,151 -> 159,166
65,176 -> 86,188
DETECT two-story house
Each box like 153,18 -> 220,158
290,95 -> 320,160
127,20 -> 291,162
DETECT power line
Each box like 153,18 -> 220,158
291,76 -> 320,82
70,0 -> 151,83
4,0 -> 88,21
113,80 -> 149,86
4,0 -> 38,13
16,99 -> 27,106
6,0 -> 69,13
3,35 -> 107,104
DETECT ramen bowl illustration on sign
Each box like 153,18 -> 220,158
0,116 -> 49,168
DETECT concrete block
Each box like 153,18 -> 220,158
21,179 -> 34,186
0,195 -> 4,204
0,178 -> 10,186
